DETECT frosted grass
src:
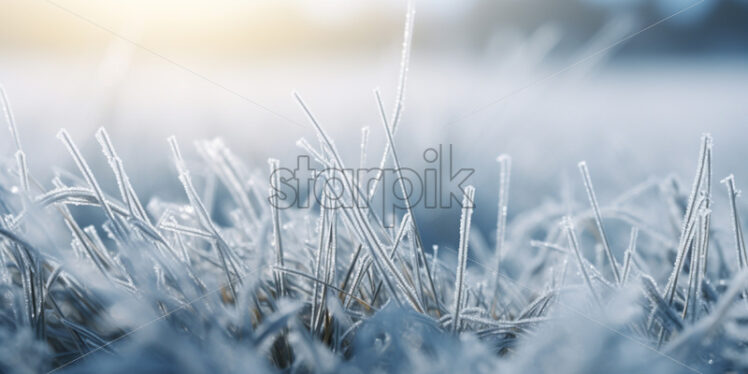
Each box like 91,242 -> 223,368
2,112 -> 748,373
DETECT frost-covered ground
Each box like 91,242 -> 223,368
1,14 -> 748,373
1,50 -> 746,244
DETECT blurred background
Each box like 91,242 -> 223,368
1,0 -> 747,245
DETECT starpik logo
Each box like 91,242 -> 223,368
268,145 -> 475,228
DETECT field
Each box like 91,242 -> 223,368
1,2 -> 748,373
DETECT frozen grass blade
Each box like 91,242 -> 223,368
197,139 -> 260,226
0,84 -> 22,152
452,185 -> 475,333
375,89 -> 431,310
168,136 -> 239,300
578,161 -> 621,284
314,209 -> 338,334
679,135 -> 713,240
654,137 -> 712,345
57,129 -> 127,241
339,244 -> 363,298
721,174 -> 747,270
269,158 -> 286,297
493,154 -> 511,303
663,135 -> 712,305
683,208 -> 709,323
311,199 -> 329,332
621,227 -> 639,284
367,0 -> 415,201
15,150 -> 29,194
562,216 -> 602,308
96,128 -> 150,223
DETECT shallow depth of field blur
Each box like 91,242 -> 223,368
2,0 -> 746,245
1,1 -> 748,373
